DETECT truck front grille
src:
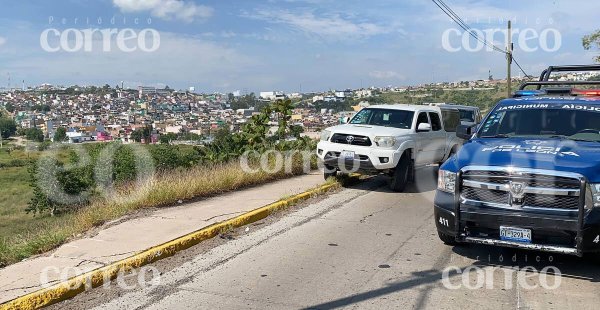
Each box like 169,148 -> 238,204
462,187 -> 508,205
325,152 -> 369,161
523,194 -> 580,210
330,134 -> 372,146
460,167 -> 583,211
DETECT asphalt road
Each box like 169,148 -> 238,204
52,168 -> 600,310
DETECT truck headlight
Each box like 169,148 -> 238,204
588,184 -> 600,209
438,170 -> 457,193
374,136 -> 396,148
320,130 -> 331,141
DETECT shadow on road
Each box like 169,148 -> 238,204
339,166 -> 439,194
301,268 -> 461,310
301,244 -> 600,310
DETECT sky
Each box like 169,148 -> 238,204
0,0 -> 598,93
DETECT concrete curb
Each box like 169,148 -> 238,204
0,179 -> 346,310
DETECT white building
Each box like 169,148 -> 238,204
259,91 -> 284,100
355,89 -> 372,98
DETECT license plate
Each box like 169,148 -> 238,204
500,226 -> 532,243
341,151 -> 355,160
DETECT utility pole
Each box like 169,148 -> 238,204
506,20 -> 513,98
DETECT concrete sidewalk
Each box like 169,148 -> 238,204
0,172 -> 326,304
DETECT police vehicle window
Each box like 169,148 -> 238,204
416,112 -> 429,127
428,112 -> 442,131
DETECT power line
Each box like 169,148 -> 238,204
432,0 -> 533,79
437,0 -> 506,53
512,57 -> 533,79
432,0 -> 506,54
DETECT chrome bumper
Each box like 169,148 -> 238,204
461,236 -> 580,256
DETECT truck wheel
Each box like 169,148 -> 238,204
389,155 -> 410,192
437,231 -> 457,245
324,165 -> 337,180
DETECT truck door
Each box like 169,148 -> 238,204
415,112 -> 435,166
428,112 -> 447,163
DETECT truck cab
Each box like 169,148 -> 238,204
439,104 -> 482,127
317,104 -> 462,192
434,65 -> 600,257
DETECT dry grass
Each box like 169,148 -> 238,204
0,157 -> 317,266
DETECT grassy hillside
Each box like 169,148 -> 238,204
368,83 -> 521,112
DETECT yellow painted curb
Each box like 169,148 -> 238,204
0,179 -> 347,310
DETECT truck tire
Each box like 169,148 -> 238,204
324,165 -> 337,180
437,231 -> 458,245
389,155 -> 410,192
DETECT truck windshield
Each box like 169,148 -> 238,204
349,108 -> 414,129
479,108 -> 600,142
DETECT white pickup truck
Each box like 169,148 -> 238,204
316,104 -> 463,192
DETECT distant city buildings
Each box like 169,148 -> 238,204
1,70 -> 596,144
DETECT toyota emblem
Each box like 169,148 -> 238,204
346,135 -> 355,144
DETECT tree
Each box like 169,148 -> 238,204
32,104 -> 51,112
241,105 -> 271,146
0,117 -> 17,140
130,126 -> 153,143
5,103 -> 15,113
273,99 -> 294,140
583,30 -> 600,62
54,127 -> 67,142
159,132 -> 177,144
24,128 -> 44,142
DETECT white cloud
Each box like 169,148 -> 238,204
112,0 -> 213,22
369,70 -> 404,80
0,37 -> 6,47
245,9 -> 391,40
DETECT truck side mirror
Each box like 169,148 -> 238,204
417,123 -> 431,132
457,124 -> 474,140
341,116 -> 350,124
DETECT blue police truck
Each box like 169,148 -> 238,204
434,65 -> 600,257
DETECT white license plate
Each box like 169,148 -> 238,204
500,226 -> 532,243
341,151 -> 355,160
